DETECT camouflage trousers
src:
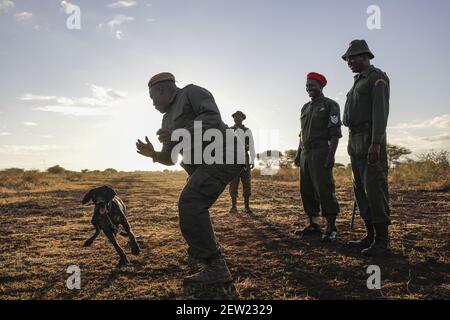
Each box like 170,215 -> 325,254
300,146 -> 340,218
348,132 -> 390,224
179,163 -> 243,260
229,167 -> 251,200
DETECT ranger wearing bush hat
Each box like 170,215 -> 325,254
229,110 -> 255,214
342,40 -> 391,257
294,72 -> 342,242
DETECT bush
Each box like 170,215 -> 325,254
81,169 -> 89,173
47,165 -> 66,174
1,168 -> 25,174
104,168 -> 118,173
390,150 -> 450,191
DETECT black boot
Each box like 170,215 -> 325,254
229,197 -> 238,214
294,216 -> 322,236
244,197 -> 253,214
321,216 -> 337,243
361,223 -> 391,257
347,220 -> 374,250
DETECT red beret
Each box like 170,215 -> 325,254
307,72 -> 327,87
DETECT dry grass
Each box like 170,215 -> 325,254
0,168 -> 448,300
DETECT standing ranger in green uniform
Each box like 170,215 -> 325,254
229,111 -> 255,214
136,72 -> 244,284
342,40 -> 391,256
294,72 -> 342,242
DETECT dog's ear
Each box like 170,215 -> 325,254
81,189 -> 94,205
104,186 -> 116,202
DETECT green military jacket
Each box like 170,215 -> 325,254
230,124 -> 256,165
299,94 -> 342,148
153,84 -> 243,167
343,65 -> 390,144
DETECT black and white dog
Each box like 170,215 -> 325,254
82,185 -> 140,266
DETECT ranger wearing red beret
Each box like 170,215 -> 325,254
294,72 -> 342,242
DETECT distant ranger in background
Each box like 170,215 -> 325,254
228,111 -> 255,214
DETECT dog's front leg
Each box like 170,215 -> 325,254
104,231 -> 129,266
121,220 -> 140,255
83,225 -> 100,247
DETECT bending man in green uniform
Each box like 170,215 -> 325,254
342,40 -> 391,257
294,72 -> 342,242
136,72 -> 244,284
229,111 -> 255,214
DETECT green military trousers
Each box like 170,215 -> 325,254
348,133 -> 390,225
300,146 -> 340,218
229,167 -> 251,200
178,163 -> 243,260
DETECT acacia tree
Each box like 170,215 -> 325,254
387,143 -> 412,168
280,149 -> 297,168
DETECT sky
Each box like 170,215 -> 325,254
0,0 -> 449,171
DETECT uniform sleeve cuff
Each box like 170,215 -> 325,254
328,127 -> 342,138
371,135 -> 383,144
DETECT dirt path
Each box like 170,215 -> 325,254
0,172 -> 448,299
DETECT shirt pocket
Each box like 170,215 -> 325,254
312,108 -> 328,130
300,109 -> 309,130
355,80 -> 370,96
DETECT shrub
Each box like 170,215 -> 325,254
2,168 -> 25,174
390,150 -> 450,190
47,165 -> 66,174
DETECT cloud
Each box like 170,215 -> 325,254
388,133 -> 450,153
423,133 -> 450,142
20,94 -> 75,105
24,84 -> 128,117
60,0 -> 76,14
107,1 -> 137,8
0,0 -> 14,10
146,18 -> 156,22
89,84 -> 128,102
104,14 -> 134,40
0,145 -> 64,155
115,30 -> 124,40
14,11 -> 32,21
107,14 -> 134,29
390,114 -> 450,129
21,84 -> 127,106
33,106 -> 111,116
23,122 -> 38,126
0,132 -> 11,136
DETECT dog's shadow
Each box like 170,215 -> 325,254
183,282 -> 239,300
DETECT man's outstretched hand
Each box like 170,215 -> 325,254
136,136 -> 156,158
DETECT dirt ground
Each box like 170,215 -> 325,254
0,171 -> 448,300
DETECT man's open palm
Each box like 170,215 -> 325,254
136,136 -> 155,158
